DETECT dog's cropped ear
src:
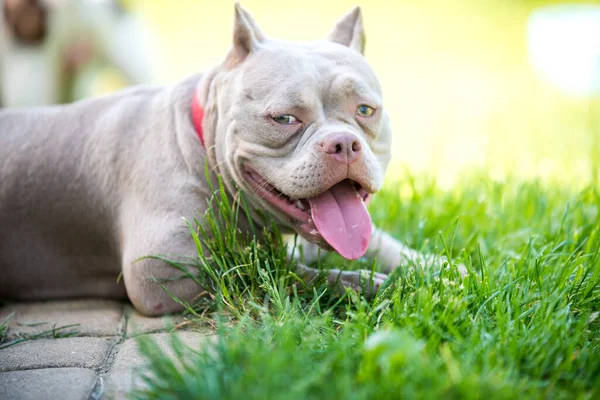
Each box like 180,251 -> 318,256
328,6 -> 366,55
227,3 -> 265,66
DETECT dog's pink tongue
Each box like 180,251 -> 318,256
308,180 -> 372,260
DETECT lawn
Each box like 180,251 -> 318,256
131,170 -> 600,399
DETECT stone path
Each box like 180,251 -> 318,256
0,300 -> 214,399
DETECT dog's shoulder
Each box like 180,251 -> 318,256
70,74 -> 201,128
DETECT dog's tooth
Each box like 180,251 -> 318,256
295,200 -> 305,210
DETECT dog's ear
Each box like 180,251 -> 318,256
228,3 -> 265,65
328,6 -> 366,55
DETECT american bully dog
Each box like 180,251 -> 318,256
0,4 -> 439,316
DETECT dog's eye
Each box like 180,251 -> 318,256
272,115 -> 300,125
356,105 -> 375,118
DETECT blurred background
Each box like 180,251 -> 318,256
2,0 -> 599,189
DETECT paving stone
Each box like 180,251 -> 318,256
0,300 -> 125,339
0,337 -> 113,372
125,305 -> 183,337
104,331 -> 215,399
0,367 -> 97,400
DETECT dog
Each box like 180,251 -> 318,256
0,4 -> 437,316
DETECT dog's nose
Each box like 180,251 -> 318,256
321,132 -> 362,163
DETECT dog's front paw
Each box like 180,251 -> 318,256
328,269 -> 388,299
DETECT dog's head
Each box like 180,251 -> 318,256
200,4 -> 392,260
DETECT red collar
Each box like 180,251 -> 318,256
191,91 -> 205,148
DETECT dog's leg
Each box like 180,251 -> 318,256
365,226 -> 437,273
366,226 -> 467,276
121,215 -> 205,317
285,233 -> 387,298
286,227 -> 430,273
287,224 -> 462,284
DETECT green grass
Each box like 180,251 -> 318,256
0,309 -> 82,350
0,312 -> 12,343
0,321 -> 81,349
131,171 -> 600,399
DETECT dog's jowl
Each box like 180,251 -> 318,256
0,5 -> 429,316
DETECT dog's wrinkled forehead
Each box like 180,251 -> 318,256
239,42 -> 382,109
219,4 -> 382,111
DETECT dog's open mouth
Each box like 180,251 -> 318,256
244,165 -> 373,260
